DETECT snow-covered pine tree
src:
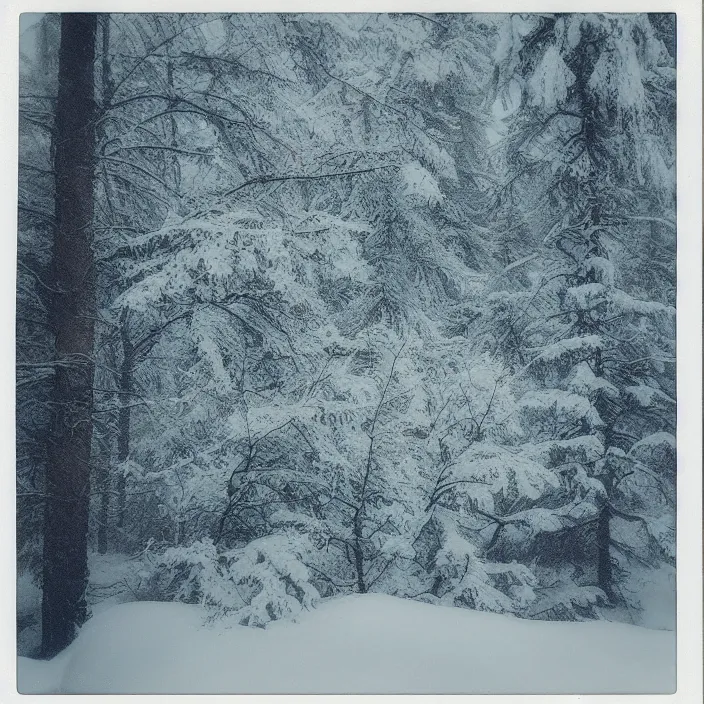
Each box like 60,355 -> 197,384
476,13 -> 676,622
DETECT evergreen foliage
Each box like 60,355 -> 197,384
17,12 -> 676,655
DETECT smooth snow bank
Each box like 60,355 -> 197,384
17,650 -> 73,695
18,594 -> 675,695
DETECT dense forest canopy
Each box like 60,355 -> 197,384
17,12 -> 676,657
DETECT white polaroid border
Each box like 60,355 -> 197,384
1,2 -> 700,703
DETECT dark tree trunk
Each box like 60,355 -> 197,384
96,477 -> 110,555
353,543 -> 367,594
41,13 -> 97,659
352,516 -> 367,593
116,315 -> 133,533
592,345 -> 616,602
95,436 -> 111,555
596,504 -> 614,602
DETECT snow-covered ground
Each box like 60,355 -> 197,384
18,593 -> 675,695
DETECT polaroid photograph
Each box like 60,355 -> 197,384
5,1 -> 701,699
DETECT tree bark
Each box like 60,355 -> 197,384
95,436 -> 111,555
116,314 -> 133,533
352,541 -> 367,594
352,516 -> 367,593
41,13 -> 98,658
596,504 -> 614,602
593,346 -> 615,600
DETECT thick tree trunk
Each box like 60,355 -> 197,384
41,13 -> 97,659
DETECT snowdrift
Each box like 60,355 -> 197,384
18,594 -> 675,695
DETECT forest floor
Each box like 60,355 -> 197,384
18,592 -> 675,695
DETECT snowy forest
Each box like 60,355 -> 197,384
17,12 -> 676,680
